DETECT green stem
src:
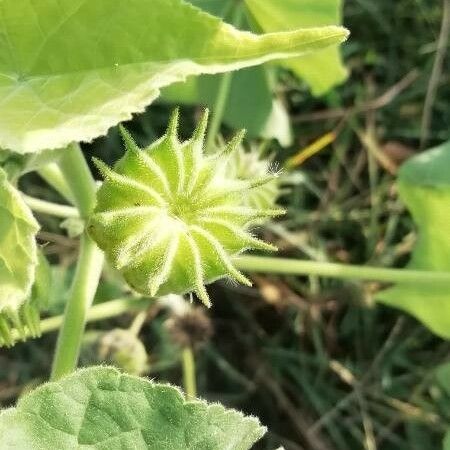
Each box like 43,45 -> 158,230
205,71 -> 234,152
22,194 -> 79,218
51,144 -> 104,380
205,3 -> 244,152
8,297 -> 150,345
57,143 -> 97,217
235,255 -> 450,286
182,346 -> 197,399
129,310 -> 148,337
37,163 -> 75,204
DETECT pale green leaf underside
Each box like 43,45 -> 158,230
377,141 -> 450,338
0,366 -> 266,450
245,0 -> 348,95
0,0 -> 348,154
0,168 -> 39,313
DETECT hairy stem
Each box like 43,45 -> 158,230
182,346 -> 197,399
235,255 -> 450,286
51,144 -> 105,380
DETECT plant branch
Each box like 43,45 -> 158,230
22,194 -> 79,218
182,346 -> 197,399
7,297 -> 151,346
51,144 -> 104,380
128,310 -> 148,336
420,0 -> 450,148
37,163 -> 76,204
235,255 -> 450,286
293,70 -> 419,124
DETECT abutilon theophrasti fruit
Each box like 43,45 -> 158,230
226,144 -> 281,213
88,110 -> 284,306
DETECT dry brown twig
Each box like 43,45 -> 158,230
293,70 -> 419,124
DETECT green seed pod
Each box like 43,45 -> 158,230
226,144 -> 281,213
89,109 -> 284,306
81,329 -> 148,376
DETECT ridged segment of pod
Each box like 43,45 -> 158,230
88,110 -> 284,306
226,145 -> 281,213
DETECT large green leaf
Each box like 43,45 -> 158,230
245,0 -> 348,95
161,0 -> 291,145
162,0 -> 347,145
0,168 -> 39,314
378,141 -> 450,338
0,0 -> 347,154
0,366 -> 266,449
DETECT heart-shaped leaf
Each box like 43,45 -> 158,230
0,366 -> 266,449
377,141 -> 450,338
0,0 -> 347,154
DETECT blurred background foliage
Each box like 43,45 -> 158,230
2,0 -> 450,449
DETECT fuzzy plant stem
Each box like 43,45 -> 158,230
22,194 -> 79,218
37,163 -> 76,204
235,256 -> 450,286
51,144 -> 104,380
205,3 -> 244,152
182,346 -> 197,399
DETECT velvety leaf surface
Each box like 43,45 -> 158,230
0,168 -> 39,313
0,0 -> 347,153
378,141 -> 450,338
245,0 -> 348,95
0,366 -> 266,449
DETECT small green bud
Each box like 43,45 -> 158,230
81,329 -> 148,376
88,110 -> 284,306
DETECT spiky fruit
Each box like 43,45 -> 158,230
226,144 -> 281,213
88,109 -> 284,306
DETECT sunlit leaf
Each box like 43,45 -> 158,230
0,366 -> 266,449
245,0 -> 348,96
378,141 -> 450,338
0,0 -> 347,153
